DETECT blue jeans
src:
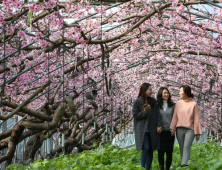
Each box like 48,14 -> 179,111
141,132 -> 153,170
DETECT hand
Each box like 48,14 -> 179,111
196,134 -> 200,141
170,129 -> 175,136
143,104 -> 151,112
157,126 -> 162,134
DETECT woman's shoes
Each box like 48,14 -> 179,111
181,164 -> 189,167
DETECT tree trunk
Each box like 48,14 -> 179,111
23,135 -> 43,161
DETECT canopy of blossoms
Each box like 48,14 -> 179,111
0,0 -> 222,164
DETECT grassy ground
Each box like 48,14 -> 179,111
6,140 -> 222,170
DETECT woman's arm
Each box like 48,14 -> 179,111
193,103 -> 202,135
132,100 -> 147,120
172,103 -> 176,116
155,102 -> 162,134
170,103 -> 178,132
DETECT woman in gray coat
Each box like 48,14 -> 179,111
132,83 -> 162,170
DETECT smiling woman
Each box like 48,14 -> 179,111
170,85 -> 202,167
132,83 -> 162,170
156,87 -> 175,170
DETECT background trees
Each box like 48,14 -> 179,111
0,0 -> 222,164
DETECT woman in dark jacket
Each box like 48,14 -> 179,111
132,83 -> 162,170
156,87 -> 175,170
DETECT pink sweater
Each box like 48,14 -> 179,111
170,98 -> 202,135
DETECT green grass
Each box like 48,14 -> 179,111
6,140 -> 222,170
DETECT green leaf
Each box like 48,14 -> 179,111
112,149 -> 119,153
42,159 -> 50,164
62,156 -> 69,162
6,164 -> 14,170
211,161 -> 222,170
32,162 -> 43,169
56,161 -> 65,169
64,165 -> 72,170
104,142 -> 111,149
76,158 -> 81,167
93,141 -> 98,148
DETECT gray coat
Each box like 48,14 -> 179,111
132,97 -> 162,152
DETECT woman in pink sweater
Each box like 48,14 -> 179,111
170,85 -> 202,167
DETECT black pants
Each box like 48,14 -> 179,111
158,150 -> 173,170
158,131 -> 174,170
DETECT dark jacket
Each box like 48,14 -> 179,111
132,96 -> 162,151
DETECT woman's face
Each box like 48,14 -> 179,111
162,89 -> 169,100
145,86 -> 152,97
179,87 -> 188,99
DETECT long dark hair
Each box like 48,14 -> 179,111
180,85 -> 194,98
138,83 -> 155,108
156,87 -> 174,109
